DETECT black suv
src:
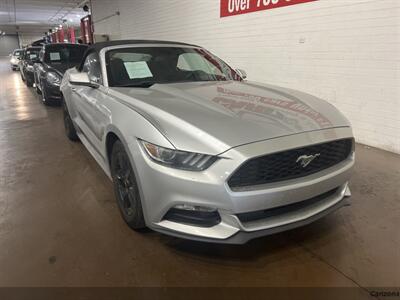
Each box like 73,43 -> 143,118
34,43 -> 88,105
20,47 -> 41,87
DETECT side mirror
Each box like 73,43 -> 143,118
69,72 -> 99,89
236,69 -> 247,79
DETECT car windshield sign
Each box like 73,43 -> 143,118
106,47 -> 242,87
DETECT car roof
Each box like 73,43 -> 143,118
88,39 -> 200,53
45,43 -> 88,48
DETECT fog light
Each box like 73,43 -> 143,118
173,204 -> 216,212
164,205 -> 221,227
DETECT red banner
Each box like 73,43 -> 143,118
220,0 -> 317,18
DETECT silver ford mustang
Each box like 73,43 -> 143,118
61,40 -> 355,244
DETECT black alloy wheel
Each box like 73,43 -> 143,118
110,141 -> 146,230
42,86 -> 50,105
62,100 -> 79,141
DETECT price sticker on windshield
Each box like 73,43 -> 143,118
220,0 -> 317,17
50,52 -> 61,61
123,61 -> 153,79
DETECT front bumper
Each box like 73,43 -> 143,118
43,81 -> 62,100
129,127 -> 355,244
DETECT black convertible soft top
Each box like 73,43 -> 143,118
87,39 -> 200,53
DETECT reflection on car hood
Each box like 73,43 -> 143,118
49,63 -> 78,76
109,81 -> 351,155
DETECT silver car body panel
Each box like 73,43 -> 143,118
61,42 -> 355,244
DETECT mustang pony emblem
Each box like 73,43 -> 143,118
296,154 -> 321,168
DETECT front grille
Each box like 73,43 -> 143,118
228,139 -> 353,190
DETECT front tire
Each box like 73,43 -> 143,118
110,140 -> 146,230
63,100 -> 79,141
35,79 -> 42,94
42,86 -> 51,106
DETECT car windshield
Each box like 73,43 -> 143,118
13,50 -> 23,57
24,48 -> 40,61
105,47 -> 242,87
44,46 -> 88,65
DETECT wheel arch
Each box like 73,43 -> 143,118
104,126 -> 151,223
105,131 -> 120,167
104,125 -> 132,170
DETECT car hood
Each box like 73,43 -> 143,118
49,63 -> 78,76
109,81 -> 351,155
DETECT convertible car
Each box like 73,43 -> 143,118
34,43 -> 88,105
61,40 -> 355,244
19,46 -> 41,87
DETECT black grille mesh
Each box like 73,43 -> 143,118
228,139 -> 353,190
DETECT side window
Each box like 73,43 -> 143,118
82,52 -> 103,84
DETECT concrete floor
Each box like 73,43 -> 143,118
0,58 -> 399,293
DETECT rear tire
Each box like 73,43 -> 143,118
110,140 -> 146,230
63,100 -> 79,142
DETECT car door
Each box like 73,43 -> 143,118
72,52 -> 110,159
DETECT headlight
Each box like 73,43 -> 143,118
10,58 -> 17,64
47,72 -> 61,86
140,140 -> 218,171
26,65 -> 34,71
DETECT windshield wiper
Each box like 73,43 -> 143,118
114,81 -> 156,88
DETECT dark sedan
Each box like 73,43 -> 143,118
19,47 -> 41,87
34,43 -> 88,105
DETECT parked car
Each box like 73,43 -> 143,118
9,49 -> 24,70
34,43 -> 88,105
61,40 -> 355,244
19,46 -> 41,87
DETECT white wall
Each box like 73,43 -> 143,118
0,35 -> 20,56
18,34 -> 44,47
92,0 -> 400,154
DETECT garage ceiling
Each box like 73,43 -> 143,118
0,0 -> 88,34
